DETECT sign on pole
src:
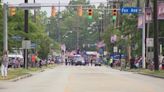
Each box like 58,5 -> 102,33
145,7 -> 152,23
120,7 -> 141,14
158,1 -> 164,20
138,14 -> 144,29
18,3 -> 41,10
146,38 -> 154,47
113,46 -> 118,52
22,40 -> 31,49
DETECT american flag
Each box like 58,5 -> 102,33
97,40 -> 105,48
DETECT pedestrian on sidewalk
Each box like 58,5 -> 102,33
90,59 -> 93,66
120,58 -> 126,71
130,57 -> 136,69
110,58 -> 113,67
1,50 -> 9,79
162,57 -> 164,70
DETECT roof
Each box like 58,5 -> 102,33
8,54 -> 23,58
86,51 -> 97,55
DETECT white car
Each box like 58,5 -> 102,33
74,55 -> 85,65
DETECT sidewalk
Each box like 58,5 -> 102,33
113,67 -> 164,79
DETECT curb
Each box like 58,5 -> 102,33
138,73 -> 164,79
113,67 -> 164,79
10,74 -> 33,82
10,69 -> 45,82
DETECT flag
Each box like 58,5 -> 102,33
97,40 -> 105,48
158,1 -> 164,20
61,44 -> 66,52
138,14 -> 144,29
110,35 -> 117,43
145,7 -> 152,23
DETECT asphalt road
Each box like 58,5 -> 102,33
0,65 -> 164,92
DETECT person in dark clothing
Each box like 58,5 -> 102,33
162,58 -> 164,70
65,58 -> 68,65
130,57 -> 136,69
39,60 -> 42,68
90,59 -> 93,66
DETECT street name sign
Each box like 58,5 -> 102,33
120,7 -> 141,14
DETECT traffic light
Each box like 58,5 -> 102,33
112,8 -> 117,16
51,6 -> 56,17
77,5 -> 83,16
88,8 -> 93,16
9,7 -> 16,16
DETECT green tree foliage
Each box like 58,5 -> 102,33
102,0 -> 164,57
46,0 -> 99,51
0,5 -> 58,59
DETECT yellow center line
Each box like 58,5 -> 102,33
64,86 -> 71,92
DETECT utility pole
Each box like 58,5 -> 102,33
137,0 -> 140,7
145,0 -> 150,68
119,0 -> 123,31
24,0 -> 29,69
142,4 -> 146,68
33,0 -> 36,22
153,0 -> 159,70
57,1 -> 61,43
76,15 -> 80,50
3,3 -> 8,52
98,24 -> 101,41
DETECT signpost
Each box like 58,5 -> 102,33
120,7 -> 141,14
22,40 -> 31,69
22,40 -> 31,49
146,38 -> 154,47
113,46 -> 118,53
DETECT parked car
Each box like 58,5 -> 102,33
94,61 -> 101,66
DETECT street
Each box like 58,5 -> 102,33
0,65 -> 164,92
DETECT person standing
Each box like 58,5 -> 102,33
90,59 -> 93,66
162,57 -> 164,70
110,58 -> 113,67
1,51 -> 9,79
120,58 -> 126,71
31,54 -> 36,67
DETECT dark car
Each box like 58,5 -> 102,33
94,58 -> 102,66
94,61 -> 101,66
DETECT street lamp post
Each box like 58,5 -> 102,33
62,31 -> 73,44
63,31 -> 72,38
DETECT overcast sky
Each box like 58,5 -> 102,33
3,0 -> 107,16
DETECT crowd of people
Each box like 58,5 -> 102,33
0,51 -> 58,79
1,49 -> 164,79
106,55 -> 143,70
